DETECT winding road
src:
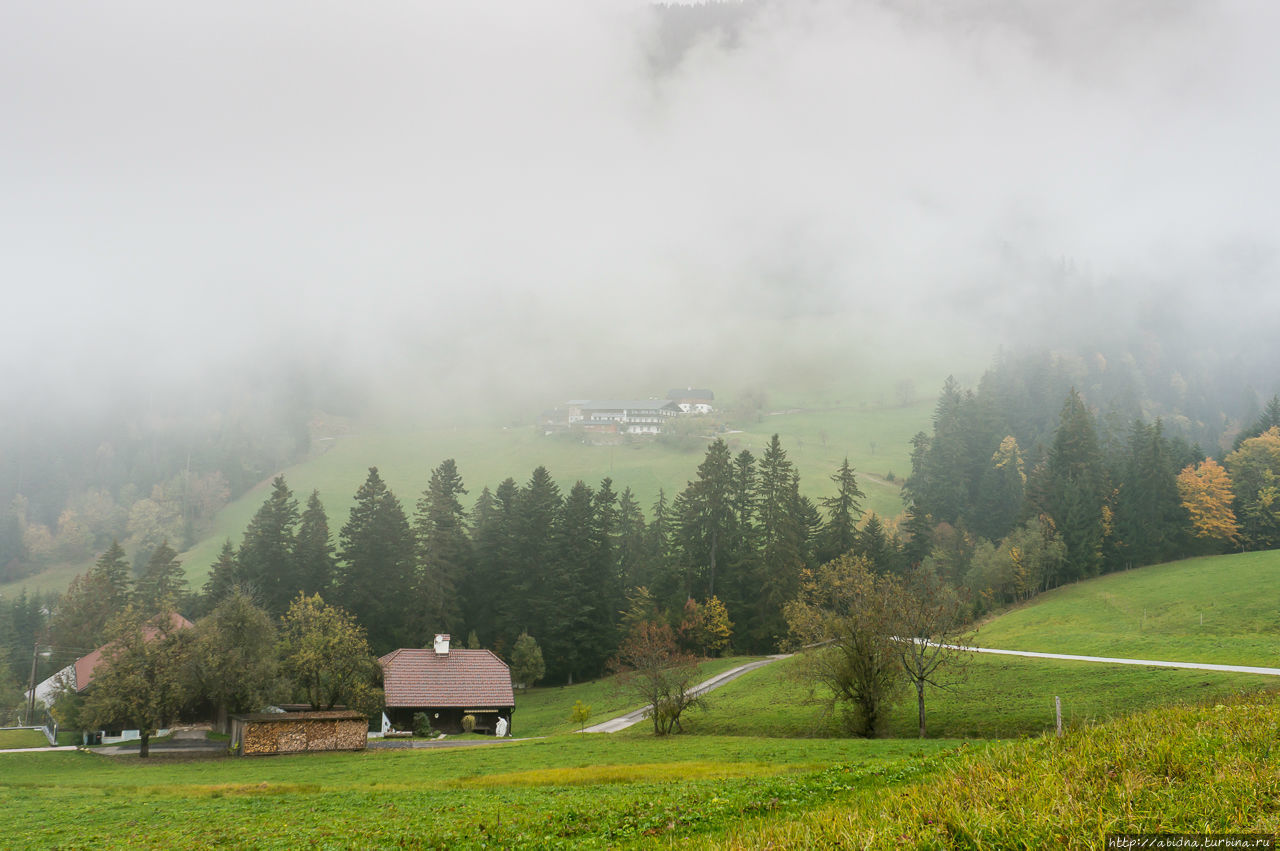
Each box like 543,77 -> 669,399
580,654 -> 791,733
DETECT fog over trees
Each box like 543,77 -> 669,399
2,1 -> 1279,706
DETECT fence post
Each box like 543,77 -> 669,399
1055,696 -> 1062,737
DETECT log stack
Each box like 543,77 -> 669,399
230,711 -> 368,756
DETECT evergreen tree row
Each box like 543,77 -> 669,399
188,437 -> 882,678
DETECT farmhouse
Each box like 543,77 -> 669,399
32,612 -> 195,743
566,399 -> 683,435
379,634 -> 515,735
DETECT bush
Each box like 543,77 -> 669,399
412,712 -> 432,737
461,714 -> 476,733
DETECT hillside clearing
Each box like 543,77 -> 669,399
976,550 -> 1280,667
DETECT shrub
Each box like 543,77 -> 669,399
412,712 -> 432,737
461,714 -> 476,733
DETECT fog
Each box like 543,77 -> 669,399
3,0 -> 1277,419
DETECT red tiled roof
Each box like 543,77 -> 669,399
74,612 -> 194,693
380,648 -> 514,708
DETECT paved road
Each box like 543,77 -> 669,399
580,655 -> 790,734
941,643 -> 1280,677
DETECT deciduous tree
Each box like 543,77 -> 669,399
784,554 -> 902,737
1176,458 -> 1239,547
188,589 -> 278,733
279,593 -> 382,716
82,606 -> 190,758
610,620 -> 706,736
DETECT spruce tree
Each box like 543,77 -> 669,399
333,467 -> 415,654
133,540 -> 187,616
237,476 -> 300,617
412,459 -> 471,640
511,467 -> 562,652
750,435 -> 805,651
1033,389 -> 1108,583
615,487 -> 648,589
295,491 -> 336,598
200,540 -> 241,610
819,457 -> 866,564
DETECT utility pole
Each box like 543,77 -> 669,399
27,642 -> 40,726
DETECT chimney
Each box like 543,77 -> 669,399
433,634 -> 451,655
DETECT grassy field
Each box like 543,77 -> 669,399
515,656 -> 762,738
0,735 -> 957,849
678,651 -> 1278,739
0,729 -> 51,750
706,689 -> 1280,849
976,550 -> 1280,667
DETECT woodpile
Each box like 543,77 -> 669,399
231,711 -> 368,756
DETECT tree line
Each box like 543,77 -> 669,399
904,366 -> 1280,612
12,434 -> 887,695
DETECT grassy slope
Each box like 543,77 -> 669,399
710,690 -> 1280,849
975,550 -> 1280,667
515,656 -> 762,738
1,735 -> 956,849
0,729 -> 51,750
169,399 -> 926,589
680,650 -> 1275,739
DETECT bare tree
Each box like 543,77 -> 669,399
610,621 -> 706,735
896,566 -> 972,738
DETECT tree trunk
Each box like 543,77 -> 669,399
139,731 -> 150,758
917,680 -> 927,738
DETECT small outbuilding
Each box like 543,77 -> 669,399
230,710 -> 368,756
380,634 -> 515,735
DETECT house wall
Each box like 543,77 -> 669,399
386,706 -> 512,735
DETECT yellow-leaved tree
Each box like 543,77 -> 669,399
1176,458 -> 1239,546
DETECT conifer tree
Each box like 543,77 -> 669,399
675,439 -> 737,600
133,540 -> 187,616
615,487 -> 648,589
1112,419 -> 1185,568
412,459 -> 470,639
1032,389 -> 1108,583
236,476 -> 300,617
333,468 -> 415,653
295,490 -> 336,598
200,540 -> 241,611
819,457 -> 866,564
750,435 -> 806,651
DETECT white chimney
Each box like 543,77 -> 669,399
433,634 -> 451,655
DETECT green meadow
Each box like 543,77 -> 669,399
976,550 -> 1280,667
704,690 -> 1280,849
678,651 -> 1276,739
0,736 -> 957,849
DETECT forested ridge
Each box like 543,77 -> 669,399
2,344 -> 1277,704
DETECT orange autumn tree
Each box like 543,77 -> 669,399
1176,458 -> 1238,546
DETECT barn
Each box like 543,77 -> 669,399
379,635 -> 515,735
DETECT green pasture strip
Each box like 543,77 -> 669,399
515,656 -> 763,738
0,729 -> 51,750
0,736 -> 956,849
706,690 -> 1280,849
680,650 -> 1277,739
977,550 -> 1280,667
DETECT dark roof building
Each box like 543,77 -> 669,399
379,634 -> 515,735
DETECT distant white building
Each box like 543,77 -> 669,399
566,399 -> 683,435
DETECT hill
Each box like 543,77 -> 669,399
170,399 -> 928,592
975,550 -> 1280,668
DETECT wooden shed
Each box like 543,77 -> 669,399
230,710 -> 368,756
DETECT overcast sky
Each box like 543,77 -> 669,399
3,0 -> 1277,414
